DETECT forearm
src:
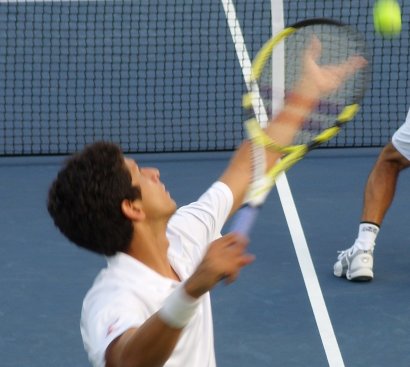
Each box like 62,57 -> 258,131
220,91 -> 319,215
106,284 -> 201,367
219,140 -> 253,215
106,313 -> 184,367
263,90 -> 318,167
220,38 -> 366,214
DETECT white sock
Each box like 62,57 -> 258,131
353,222 -> 380,251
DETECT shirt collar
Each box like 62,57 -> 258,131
106,252 -> 179,288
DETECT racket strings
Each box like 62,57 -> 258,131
256,24 -> 367,146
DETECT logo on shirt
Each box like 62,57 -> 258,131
106,318 -> 120,337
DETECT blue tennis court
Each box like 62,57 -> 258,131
1,0 -> 410,366
1,148 -> 410,367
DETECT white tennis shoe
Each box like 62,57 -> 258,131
333,246 -> 374,281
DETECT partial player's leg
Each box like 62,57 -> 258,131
334,112 -> 410,281
361,142 -> 410,225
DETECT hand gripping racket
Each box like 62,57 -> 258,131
230,18 -> 370,236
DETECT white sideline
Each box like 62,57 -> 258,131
221,0 -> 345,365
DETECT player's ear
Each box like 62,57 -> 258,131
121,199 -> 145,221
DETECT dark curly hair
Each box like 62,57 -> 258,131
47,141 -> 141,256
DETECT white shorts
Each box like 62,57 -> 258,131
392,109 -> 410,161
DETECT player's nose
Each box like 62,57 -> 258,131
141,167 -> 160,181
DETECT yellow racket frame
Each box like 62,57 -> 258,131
242,19 -> 367,198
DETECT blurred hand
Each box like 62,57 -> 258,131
296,36 -> 367,98
184,233 -> 255,299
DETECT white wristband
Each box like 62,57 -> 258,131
158,284 -> 200,329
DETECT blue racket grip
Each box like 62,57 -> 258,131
229,205 -> 260,237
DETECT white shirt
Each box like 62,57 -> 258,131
392,107 -> 410,160
81,181 -> 233,367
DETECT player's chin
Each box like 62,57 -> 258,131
168,198 -> 178,215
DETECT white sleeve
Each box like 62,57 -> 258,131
80,293 -> 147,367
167,181 -> 233,257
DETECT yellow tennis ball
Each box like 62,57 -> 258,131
373,0 -> 402,37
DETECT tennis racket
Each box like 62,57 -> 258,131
230,18 -> 369,236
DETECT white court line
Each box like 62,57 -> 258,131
221,1 -> 345,366
276,175 -> 345,367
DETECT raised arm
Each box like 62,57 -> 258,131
220,37 -> 367,215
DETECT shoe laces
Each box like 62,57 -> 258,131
337,246 -> 355,260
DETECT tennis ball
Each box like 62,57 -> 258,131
373,0 -> 402,37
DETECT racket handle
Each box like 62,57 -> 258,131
229,205 -> 260,237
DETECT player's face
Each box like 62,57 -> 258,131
124,157 -> 177,219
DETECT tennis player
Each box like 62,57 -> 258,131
334,107 -> 410,281
47,41 -> 365,367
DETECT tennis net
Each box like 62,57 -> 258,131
0,0 -> 408,156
